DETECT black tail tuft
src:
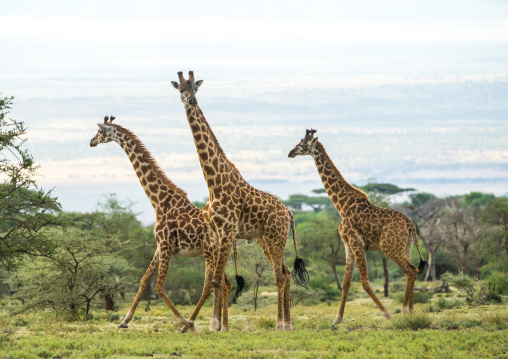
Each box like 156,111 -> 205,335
418,259 -> 428,274
232,275 -> 245,304
292,257 -> 310,289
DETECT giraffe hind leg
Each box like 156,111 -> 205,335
381,234 -> 418,315
283,262 -> 292,331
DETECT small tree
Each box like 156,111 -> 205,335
15,228 -> 133,320
0,95 -> 62,271
238,243 -> 272,311
296,210 -> 344,291
404,193 -> 445,281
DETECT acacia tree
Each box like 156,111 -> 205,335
404,193 -> 446,281
481,197 -> 508,259
441,197 -> 487,277
15,228 -> 133,319
297,209 -> 344,291
0,95 -> 61,271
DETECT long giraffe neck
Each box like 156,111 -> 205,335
184,105 -> 245,190
112,125 -> 191,214
311,142 -> 369,217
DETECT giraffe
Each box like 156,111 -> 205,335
89,115 -> 244,332
288,129 -> 427,323
171,71 -> 309,332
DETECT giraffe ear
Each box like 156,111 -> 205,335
97,123 -> 114,135
195,80 -> 203,88
171,81 -> 180,90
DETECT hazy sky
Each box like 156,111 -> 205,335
1,1 -> 507,223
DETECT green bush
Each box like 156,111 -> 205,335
310,274 -> 340,298
462,319 -> 481,328
392,312 -> 432,330
441,320 -> 460,329
13,317 -> 28,326
394,291 -> 433,304
485,272 -> 508,295
109,313 -> 120,322
441,273 -> 478,305
435,298 -> 463,310
258,317 -> 276,329
482,312 -> 508,329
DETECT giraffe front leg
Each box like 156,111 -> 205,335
179,262 -> 215,334
221,274 -> 232,332
210,234 -> 234,331
119,251 -> 159,328
334,243 -> 354,325
155,256 -> 194,331
353,249 -> 390,320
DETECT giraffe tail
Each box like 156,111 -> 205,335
410,225 -> 427,274
232,240 -> 245,304
289,210 -> 311,289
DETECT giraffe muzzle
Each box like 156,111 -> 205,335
288,150 -> 296,158
90,138 -> 98,147
188,97 -> 198,105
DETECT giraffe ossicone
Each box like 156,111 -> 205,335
289,128 -> 427,323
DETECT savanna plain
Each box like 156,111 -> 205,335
1,280 -> 507,359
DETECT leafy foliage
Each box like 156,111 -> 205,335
14,228 -> 134,320
0,95 -> 62,271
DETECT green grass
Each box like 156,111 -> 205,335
1,284 -> 507,358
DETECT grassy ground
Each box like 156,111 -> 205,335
1,281 -> 507,358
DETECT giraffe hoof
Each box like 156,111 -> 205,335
331,325 -> 339,331
210,318 -> 220,331
179,326 -> 188,334
118,323 -> 129,329
383,312 -> 392,320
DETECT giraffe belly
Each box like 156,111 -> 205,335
177,247 -> 203,257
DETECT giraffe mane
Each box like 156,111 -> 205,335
113,124 -> 189,198
316,142 -> 369,200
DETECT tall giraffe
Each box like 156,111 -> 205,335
90,116 -> 243,332
288,129 -> 427,323
171,71 -> 309,331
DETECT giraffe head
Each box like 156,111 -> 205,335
171,71 -> 203,106
288,129 -> 319,158
90,116 -> 118,147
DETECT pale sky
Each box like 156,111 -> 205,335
1,0 -> 507,223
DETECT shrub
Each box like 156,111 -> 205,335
109,313 -> 120,322
258,317 -> 276,329
436,298 -> 463,310
13,317 -> 28,326
485,272 -> 508,295
441,320 -> 460,329
482,312 -> 508,329
392,312 -> 432,330
441,273 -> 478,305
462,319 -> 481,328
394,291 -> 433,304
